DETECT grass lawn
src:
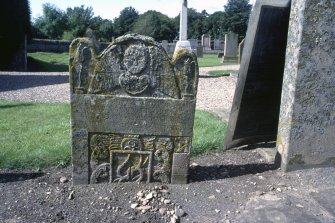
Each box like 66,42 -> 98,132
28,52 -> 69,72
207,70 -> 238,76
26,52 -> 237,72
0,101 -> 71,169
0,101 -> 226,169
197,54 -> 238,67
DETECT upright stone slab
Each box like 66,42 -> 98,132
161,40 -> 168,52
225,0 -> 291,149
223,31 -> 238,61
201,34 -> 211,52
277,0 -> 335,171
238,38 -> 245,64
214,39 -> 223,50
69,34 -> 199,184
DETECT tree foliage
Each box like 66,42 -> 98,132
132,11 -> 176,41
34,3 -> 67,39
65,5 -> 97,39
32,1 -> 252,42
113,7 -> 139,37
223,0 -> 252,38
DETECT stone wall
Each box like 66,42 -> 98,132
28,39 -> 109,53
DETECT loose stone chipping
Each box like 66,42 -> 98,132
69,34 -> 198,185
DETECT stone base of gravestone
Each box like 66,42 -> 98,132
277,0 -> 335,171
174,40 -> 192,54
222,56 -> 238,61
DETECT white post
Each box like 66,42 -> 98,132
179,0 -> 188,41
174,0 -> 192,54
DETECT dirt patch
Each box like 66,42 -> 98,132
2,149 -> 334,223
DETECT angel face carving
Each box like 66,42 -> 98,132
119,45 -> 151,95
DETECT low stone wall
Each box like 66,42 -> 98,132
28,39 -> 110,53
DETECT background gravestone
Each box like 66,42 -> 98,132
161,40 -> 168,52
222,31 -> 238,61
214,39 -> 223,50
69,34 -> 199,185
277,0 -> 335,171
238,38 -> 245,64
225,0 -> 291,149
201,34 -> 211,52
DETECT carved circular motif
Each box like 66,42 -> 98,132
119,73 -> 150,95
123,45 -> 149,74
121,138 -> 142,151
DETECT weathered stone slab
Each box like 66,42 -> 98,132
277,0 -> 335,171
225,0 -> 291,149
201,34 -> 211,51
69,34 -> 198,184
222,31 -> 238,61
238,38 -> 245,64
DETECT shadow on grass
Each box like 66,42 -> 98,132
189,163 -> 277,182
0,103 -> 34,109
0,74 -> 68,92
0,172 -> 44,183
28,57 -> 68,72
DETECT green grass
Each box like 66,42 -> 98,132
0,101 -> 71,169
208,70 -> 238,76
192,110 -> 227,155
198,54 -> 238,67
28,52 -> 69,72
0,101 -> 226,169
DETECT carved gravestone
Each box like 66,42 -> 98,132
225,0 -> 291,149
69,34 -> 198,185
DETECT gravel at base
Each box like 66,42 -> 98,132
0,66 -> 239,121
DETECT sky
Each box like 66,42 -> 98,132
30,0 -> 256,21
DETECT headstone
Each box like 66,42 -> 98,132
196,45 -> 203,58
277,0 -> 335,171
69,34 -> 199,185
161,40 -> 168,52
188,39 -> 198,50
174,0 -> 192,53
238,38 -> 245,64
222,31 -> 238,61
214,39 -> 223,50
225,0 -> 291,149
201,34 -> 211,52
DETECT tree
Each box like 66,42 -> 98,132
132,11 -> 176,42
207,11 -> 226,39
96,19 -> 114,41
34,3 -> 67,39
0,0 -> 31,70
113,7 -> 139,37
223,0 -> 252,38
65,5 -> 97,39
